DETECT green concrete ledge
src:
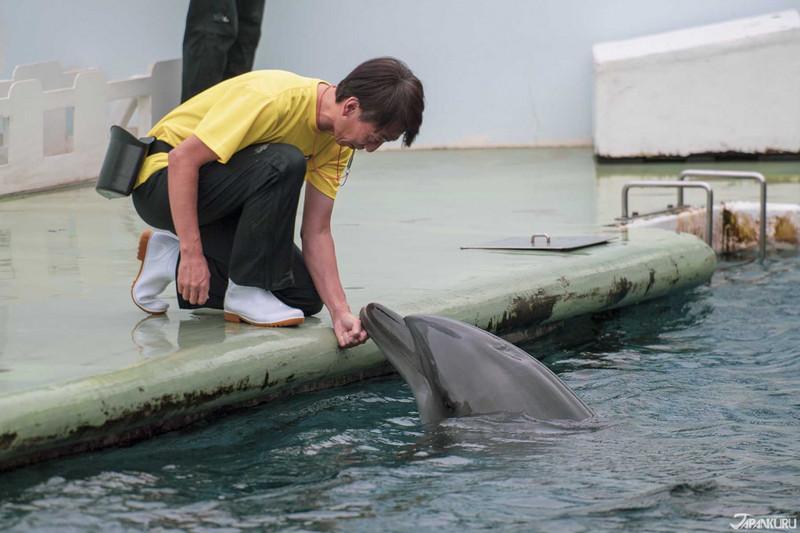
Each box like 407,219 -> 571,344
0,228 -> 715,471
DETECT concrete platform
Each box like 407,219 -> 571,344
0,147 -> 744,470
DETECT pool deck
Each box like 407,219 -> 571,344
3,147 -> 798,471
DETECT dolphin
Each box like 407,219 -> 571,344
359,303 -> 594,426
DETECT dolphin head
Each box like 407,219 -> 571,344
360,303 -> 414,356
361,303 -> 594,426
403,314 -> 594,421
360,303 -> 449,424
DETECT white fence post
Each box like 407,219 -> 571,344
135,95 -> 152,136
150,59 -> 181,125
8,79 -> 44,166
14,61 -> 77,157
73,70 -> 107,153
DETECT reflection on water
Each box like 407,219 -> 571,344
129,313 -> 323,360
1,255 -> 799,531
130,314 -> 229,359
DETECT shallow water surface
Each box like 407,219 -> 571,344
1,255 -> 799,532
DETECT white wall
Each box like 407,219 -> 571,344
2,0 -> 800,148
593,11 -> 800,158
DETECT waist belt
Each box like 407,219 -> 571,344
149,139 -> 173,155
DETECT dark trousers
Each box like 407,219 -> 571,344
182,0 -> 266,102
132,143 -> 322,317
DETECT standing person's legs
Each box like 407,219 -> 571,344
225,0 -> 265,79
132,143 -> 321,316
181,0 -> 239,102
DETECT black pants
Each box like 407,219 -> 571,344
182,0 -> 266,102
132,143 -> 322,316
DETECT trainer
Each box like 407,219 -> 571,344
129,57 -> 424,349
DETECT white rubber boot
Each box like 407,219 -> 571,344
223,279 -> 304,327
131,229 -> 179,314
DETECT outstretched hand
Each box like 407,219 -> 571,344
332,311 -> 369,349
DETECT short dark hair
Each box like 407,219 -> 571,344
337,57 -> 424,147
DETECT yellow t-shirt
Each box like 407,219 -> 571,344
135,70 -> 352,200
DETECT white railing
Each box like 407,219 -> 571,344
0,59 -> 181,196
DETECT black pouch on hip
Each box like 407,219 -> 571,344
95,125 -> 155,199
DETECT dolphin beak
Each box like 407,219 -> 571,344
360,303 -> 447,426
361,303 -> 403,326
360,303 -> 417,359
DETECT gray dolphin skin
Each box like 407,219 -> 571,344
359,303 -> 594,426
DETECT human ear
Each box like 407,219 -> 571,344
343,97 -> 360,116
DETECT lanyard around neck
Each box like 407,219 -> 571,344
311,83 -> 353,186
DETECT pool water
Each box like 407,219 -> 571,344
1,254 -> 798,532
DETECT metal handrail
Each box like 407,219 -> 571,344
678,169 -> 767,260
622,180 -> 714,247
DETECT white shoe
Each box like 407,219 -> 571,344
223,279 -> 304,327
131,229 -> 179,314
